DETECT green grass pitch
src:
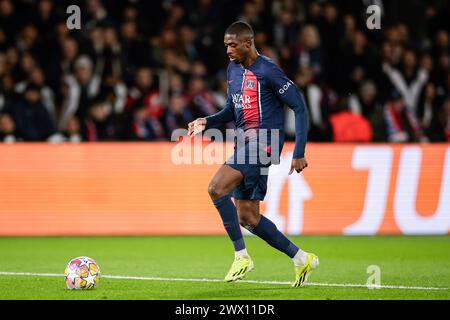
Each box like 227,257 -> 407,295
0,235 -> 449,300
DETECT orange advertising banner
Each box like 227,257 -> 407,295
0,142 -> 449,236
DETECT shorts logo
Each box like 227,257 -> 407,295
246,79 -> 255,89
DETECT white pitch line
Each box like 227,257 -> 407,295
0,271 -> 448,291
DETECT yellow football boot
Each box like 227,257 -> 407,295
224,256 -> 254,282
292,252 -> 319,287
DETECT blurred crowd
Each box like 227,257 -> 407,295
0,0 -> 449,143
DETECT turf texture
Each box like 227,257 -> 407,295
0,235 -> 449,300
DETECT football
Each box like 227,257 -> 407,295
64,256 -> 100,290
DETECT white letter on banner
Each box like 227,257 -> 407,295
262,153 -> 312,235
394,147 -> 450,234
263,154 -> 290,231
288,173 -> 312,235
344,147 -> 393,235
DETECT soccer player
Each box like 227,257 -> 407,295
187,21 -> 319,287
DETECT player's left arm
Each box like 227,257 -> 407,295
268,65 -> 309,174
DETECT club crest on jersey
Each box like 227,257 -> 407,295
246,79 -> 255,89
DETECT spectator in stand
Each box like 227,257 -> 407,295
349,80 -> 387,142
65,116 -> 83,143
211,71 -> 227,110
161,2 -> 185,31
178,24 -> 200,64
384,90 -> 426,142
4,47 -> 22,82
329,97 -> 373,143
100,74 -> 127,115
93,26 -> 123,81
272,9 -> 300,47
59,55 -> 102,130
0,112 -> 19,142
121,103 -> 157,141
124,67 -> 166,139
160,47 -> 191,76
168,72 -> 185,96
425,97 -> 450,142
383,49 -> 431,115
417,83 -> 440,141
341,14 -> 357,48
81,98 -> 116,141
48,116 -> 82,143
0,72 -> 18,112
85,0 -> 112,29
120,20 -> 152,82
316,2 -> 340,86
431,31 -> 450,103
295,24 -> 322,82
33,0 -> 58,36
126,67 -> 154,110
14,66 -> 56,124
286,65 -> 332,141
164,94 -> 194,138
17,52 -> 36,82
143,92 -> 166,140
186,75 -> 218,118
384,25 -> 405,65
237,0 -> 265,32
0,0 -> 18,47
4,83 -> 54,141
46,36 -> 79,92
338,31 -> 377,93
16,24 -> 40,62
151,29 -> 178,68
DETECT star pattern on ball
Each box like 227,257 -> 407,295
79,258 -> 90,267
84,272 -> 97,286
66,270 -> 77,283
64,257 -> 100,290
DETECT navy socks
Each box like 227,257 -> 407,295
213,196 -> 298,258
213,195 -> 246,251
247,215 -> 299,258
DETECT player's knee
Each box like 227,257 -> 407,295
239,214 -> 260,229
208,183 -> 225,200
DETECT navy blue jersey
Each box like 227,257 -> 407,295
206,55 -> 308,158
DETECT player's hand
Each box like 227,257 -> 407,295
289,158 -> 308,175
188,118 -> 207,136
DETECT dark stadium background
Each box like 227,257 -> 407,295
0,0 -> 449,144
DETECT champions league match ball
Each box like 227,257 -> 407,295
64,256 -> 101,290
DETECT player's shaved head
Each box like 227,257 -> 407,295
225,21 -> 254,40
224,21 -> 257,66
